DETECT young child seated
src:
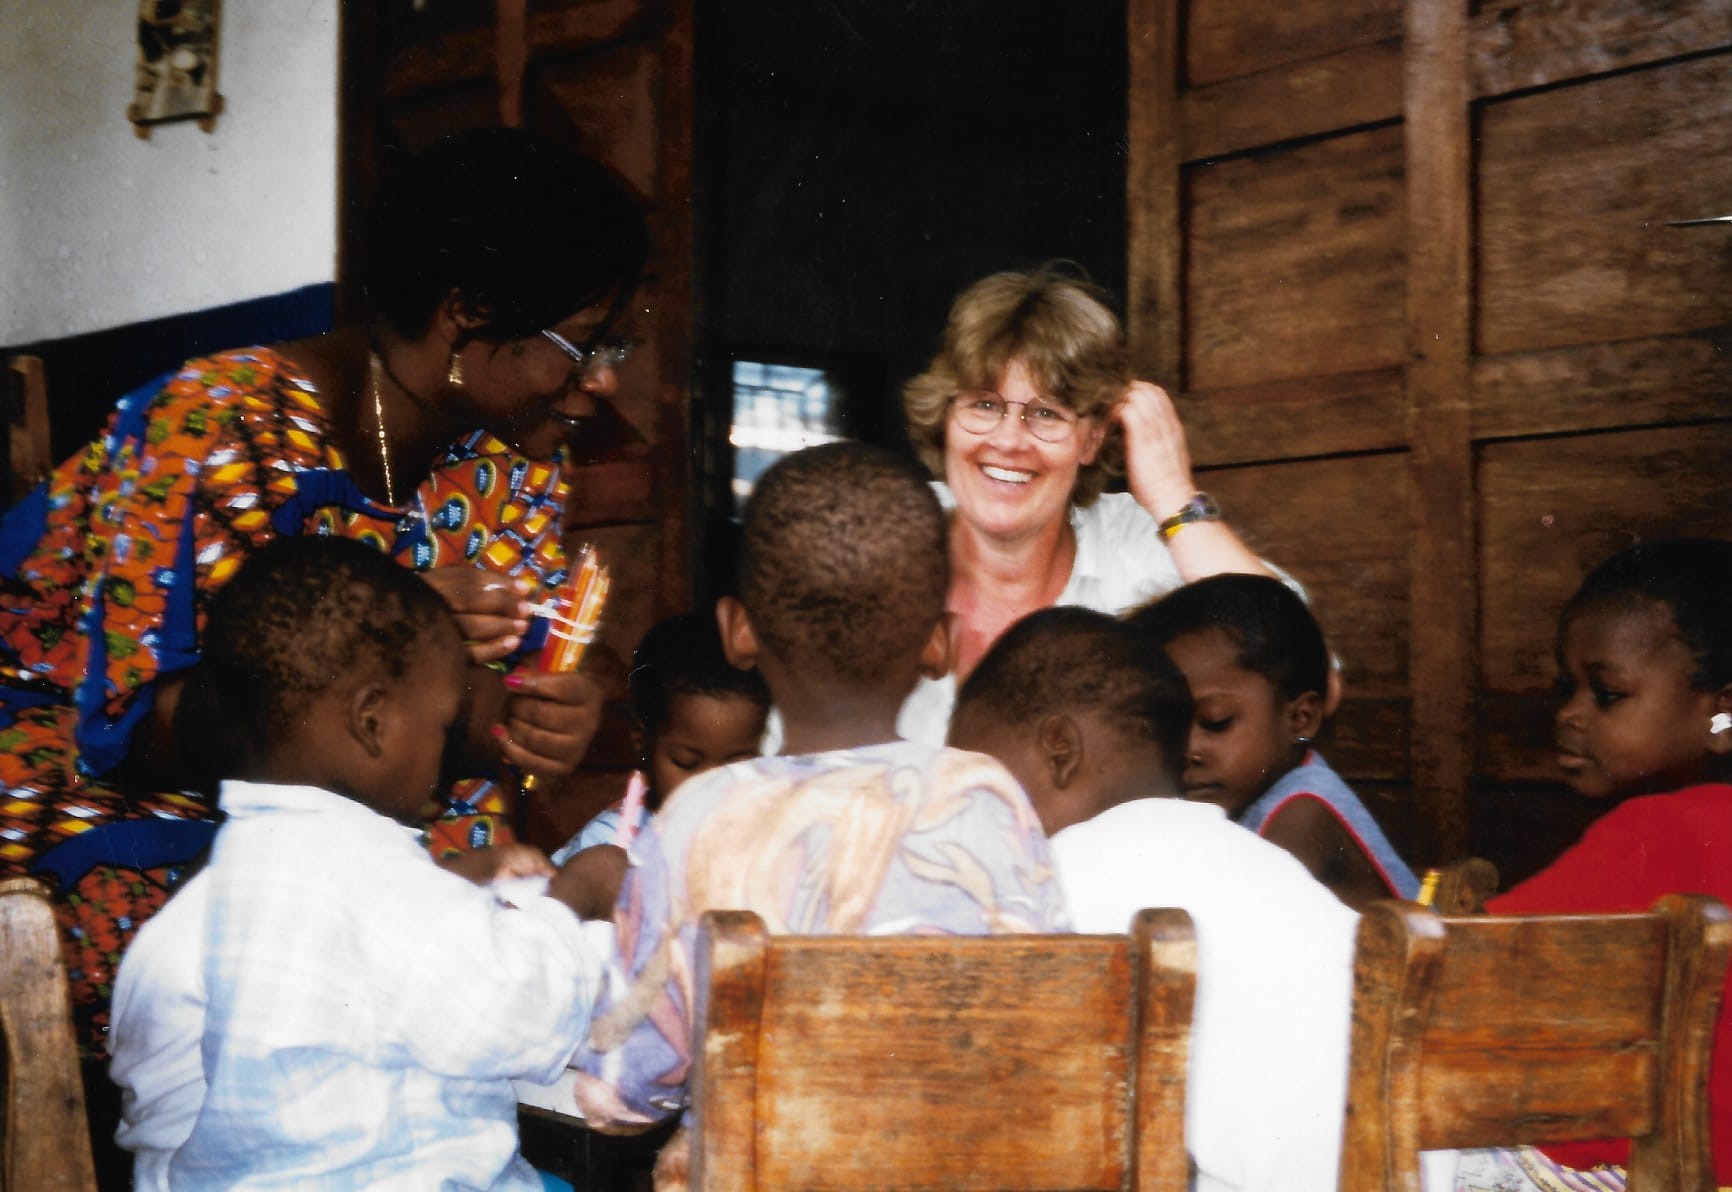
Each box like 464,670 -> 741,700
107,536 -> 619,1191
1455,538 -> 1732,1192
1130,573 -> 1419,908
555,612 -> 770,858
572,442 -> 1069,1149
948,605 -> 1369,1192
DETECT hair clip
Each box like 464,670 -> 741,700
1711,712 -> 1732,736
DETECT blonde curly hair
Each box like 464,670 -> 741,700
902,263 -> 1129,507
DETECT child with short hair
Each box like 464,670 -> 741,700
1130,574 -> 1419,908
556,612 -> 770,857
108,536 -> 618,1190
1456,538 -> 1732,1191
573,442 -> 1068,1149
949,605 -> 1378,1192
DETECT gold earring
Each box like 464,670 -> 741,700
447,351 -> 465,388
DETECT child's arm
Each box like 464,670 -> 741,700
438,842 -> 555,887
546,844 -> 628,920
1260,797 -> 1404,911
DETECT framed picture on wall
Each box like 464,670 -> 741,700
127,0 -> 224,137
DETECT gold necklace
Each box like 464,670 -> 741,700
368,352 -> 397,506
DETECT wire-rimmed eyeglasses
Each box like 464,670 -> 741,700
948,390 -> 1081,444
542,329 -> 632,376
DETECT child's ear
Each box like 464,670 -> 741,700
1284,691 -> 1324,745
716,596 -> 759,671
1708,685 -> 1732,757
918,613 -> 955,681
1036,713 -> 1085,791
348,682 -> 390,759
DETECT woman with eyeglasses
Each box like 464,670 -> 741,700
896,263 -> 1278,743
0,127 -> 646,1048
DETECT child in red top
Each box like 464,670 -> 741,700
1476,538 -> 1732,1188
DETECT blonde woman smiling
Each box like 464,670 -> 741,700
897,264 -> 1277,743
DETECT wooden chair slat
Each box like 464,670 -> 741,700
691,908 -> 1196,1191
1340,894 -> 1731,1191
1,875 -> 98,1192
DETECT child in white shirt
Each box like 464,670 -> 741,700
109,535 -> 619,1190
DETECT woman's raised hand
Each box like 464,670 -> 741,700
495,667 -> 605,780
1112,380 -> 1197,521
421,569 -> 534,665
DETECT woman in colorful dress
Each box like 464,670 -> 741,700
0,127 -> 649,1047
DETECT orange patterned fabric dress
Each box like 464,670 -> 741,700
0,347 -> 573,1049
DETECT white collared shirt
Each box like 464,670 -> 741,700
110,779 -> 607,1190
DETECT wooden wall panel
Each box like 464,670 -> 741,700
1181,41 -> 1401,162
1470,0 -> 1732,98
1184,126 -> 1405,392
1476,53 -> 1732,356
1471,329 -> 1732,441
1202,452 -> 1412,784
1180,367 -> 1406,467
1136,0 -> 1732,871
1479,424 -> 1732,695
1183,0 -> 1400,87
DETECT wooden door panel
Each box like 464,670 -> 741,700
1184,0 -> 1400,87
1476,52 -> 1732,356
1184,125 -> 1405,391
537,48 -> 662,195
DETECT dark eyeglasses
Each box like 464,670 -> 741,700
948,390 -> 1081,444
542,329 -> 632,376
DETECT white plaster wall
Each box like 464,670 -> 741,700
0,0 -> 339,345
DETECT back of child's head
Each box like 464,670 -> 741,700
629,611 -> 771,733
737,441 -> 948,683
1128,573 -> 1329,702
1562,538 -> 1732,690
181,536 -> 455,781
953,606 -> 1193,785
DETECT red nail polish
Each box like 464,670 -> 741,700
503,674 -> 525,690
491,724 -> 508,740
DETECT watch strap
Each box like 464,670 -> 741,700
1157,492 -> 1222,540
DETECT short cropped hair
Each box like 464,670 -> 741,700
178,536 -> 455,781
629,612 -> 771,736
954,606 -> 1193,782
1129,573 -> 1330,701
738,442 -> 948,683
1563,538 -> 1732,690
363,127 -> 650,342
902,263 -> 1130,506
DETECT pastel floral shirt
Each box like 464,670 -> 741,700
573,739 -> 1071,1126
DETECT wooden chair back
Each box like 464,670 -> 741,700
0,876 -> 97,1192
688,908 -> 1197,1191
1341,894 -> 1732,1192
4,355 -> 52,502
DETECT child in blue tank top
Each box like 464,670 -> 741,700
1130,574 -> 1418,909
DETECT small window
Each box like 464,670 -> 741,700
728,360 -> 846,514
